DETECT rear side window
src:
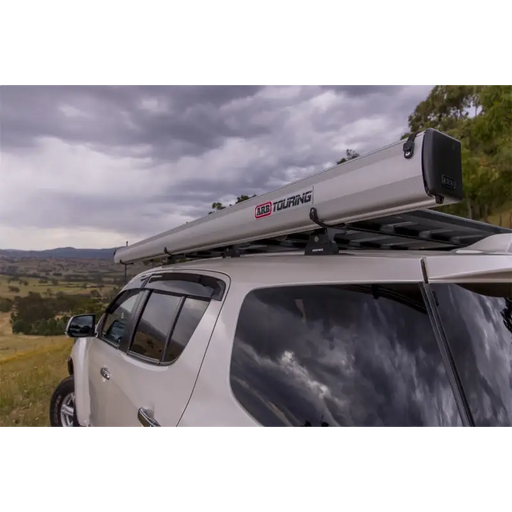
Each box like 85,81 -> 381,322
431,283 -> 512,426
230,284 -> 462,427
163,298 -> 209,363
128,292 -> 210,364
130,292 -> 182,361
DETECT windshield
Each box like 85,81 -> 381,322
431,282 -> 512,426
231,284 -> 462,426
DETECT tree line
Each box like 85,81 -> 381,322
9,291 -> 110,336
402,85 -> 511,221
210,194 -> 257,212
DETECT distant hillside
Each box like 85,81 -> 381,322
0,247 -> 120,260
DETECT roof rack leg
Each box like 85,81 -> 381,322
305,207 -> 345,255
305,229 -> 340,256
222,245 -> 241,258
163,247 -> 180,264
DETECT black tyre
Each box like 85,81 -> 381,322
49,376 -> 78,427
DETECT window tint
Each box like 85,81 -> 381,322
163,298 -> 209,363
431,283 -> 512,426
101,290 -> 141,345
130,292 -> 182,361
230,284 -> 462,427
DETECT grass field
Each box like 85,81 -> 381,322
0,274 -> 115,300
0,313 -> 68,360
0,312 -> 72,426
0,338 -> 71,427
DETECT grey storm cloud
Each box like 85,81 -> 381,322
0,85 -> 432,248
1,86 -> 264,158
323,85 -> 404,96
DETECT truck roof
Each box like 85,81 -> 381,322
133,235 -> 512,285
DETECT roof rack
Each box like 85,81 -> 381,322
114,129 -> 512,265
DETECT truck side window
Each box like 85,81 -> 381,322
100,290 -> 141,346
163,297 -> 209,363
431,283 -> 512,426
128,292 -> 210,364
230,284 -> 462,427
129,292 -> 182,362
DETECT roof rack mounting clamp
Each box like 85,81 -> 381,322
309,207 -> 344,230
403,132 -> 418,159
305,208 -> 343,256
163,247 -> 180,264
222,245 -> 241,258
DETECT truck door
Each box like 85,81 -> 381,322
106,271 -> 228,426
85,289 -> 146,426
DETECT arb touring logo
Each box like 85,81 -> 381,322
255,188 -> 313,219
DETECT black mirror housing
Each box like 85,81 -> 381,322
65,314 -> 96,338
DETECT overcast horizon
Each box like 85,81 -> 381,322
1,85 -> 433,251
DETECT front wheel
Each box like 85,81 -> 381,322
49,376 -> 78,427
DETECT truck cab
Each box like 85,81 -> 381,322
54,237 -> 512,427
48,128 -> 512,427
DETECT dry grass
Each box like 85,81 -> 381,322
0,335 -> 68,360
0,339 -> 72,426
0,312 -> 72,426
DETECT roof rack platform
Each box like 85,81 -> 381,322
114,128 -> 511,264
128,209 -> 511,262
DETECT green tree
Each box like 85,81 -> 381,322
407,85 -> 482,134
0,298 -> 13,313
235,194 -> 255,203
337,149 -> 360,165
209,194 -> 256,214
211,201 -> 225,211
404,85 -> 512,221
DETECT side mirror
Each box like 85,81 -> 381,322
65,314 -> 96,338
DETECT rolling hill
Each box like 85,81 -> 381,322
0,247 -> 120,260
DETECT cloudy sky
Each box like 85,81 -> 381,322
0,85 -> 433,250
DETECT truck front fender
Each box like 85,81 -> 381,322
70,338 -> 92,426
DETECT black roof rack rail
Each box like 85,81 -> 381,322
143,210 -> 512,262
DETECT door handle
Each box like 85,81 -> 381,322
138,408 -> 161,427
100,367 -> 110,380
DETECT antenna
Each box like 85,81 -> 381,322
123,241 -> 128,284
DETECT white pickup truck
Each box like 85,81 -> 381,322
49,129 -> 512,427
